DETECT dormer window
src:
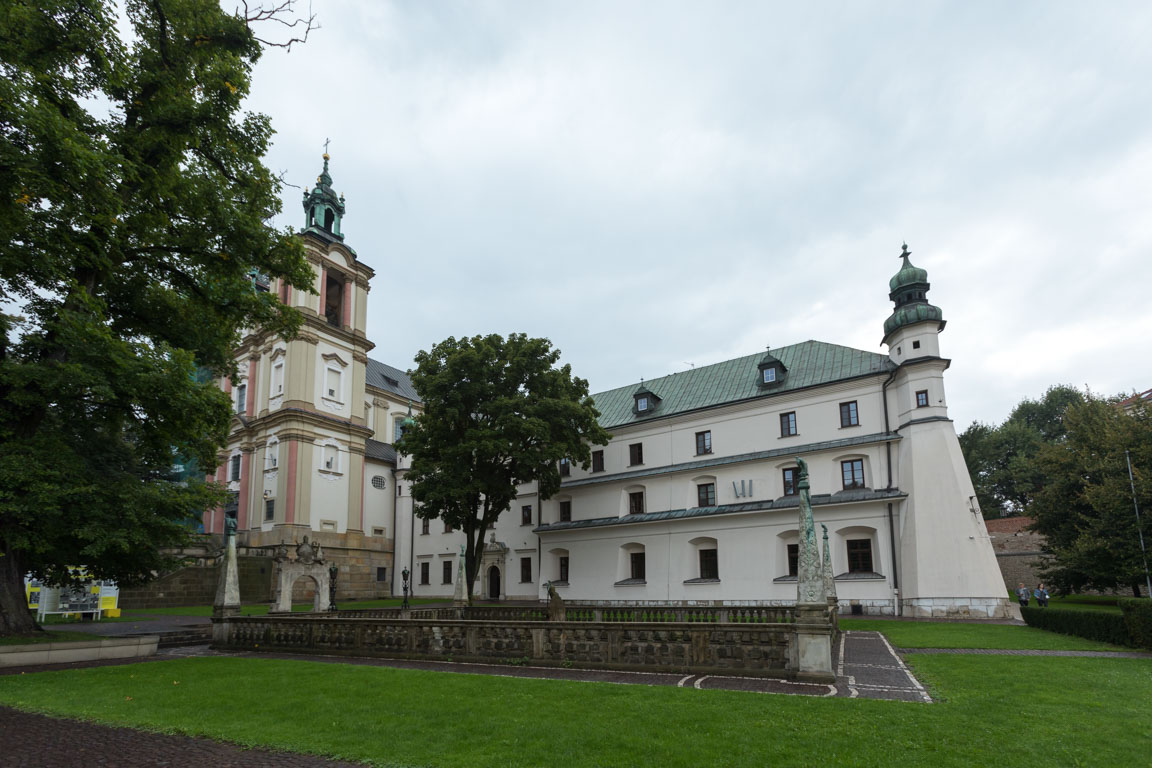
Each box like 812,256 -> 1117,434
632,385 -> 661,416
756,350 -> 787,389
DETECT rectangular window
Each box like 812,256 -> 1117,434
559,457 -> 571,477
442,560 -> 453,584
393,419 -> 404,443
271,362 -> 284,396
699,548 -> 719,580
325,368 -> 341,400
630,551 -> 646,581
264,498 -> 274,521
780,412 -> 797,437
230,454 -> 241,481
912,340 -> 921,350
443,521 -> 453,533
521,505 -> 533,526
847,539 -> 874,573
591,450 -> 604,473
697,482 -> 716,507
782,467 -> 798,496
558,556 -> 569,583
763,367 -> 776,384
628,491 -> 645,515
840,401 -> 859,427
559,500 -> 572,522
636,395 -> 648,412
520,557 -> 532,584
421,518 -> 430,535
695,430 -> 712,455
628,443 -> 643,466
787,543 -> 799,576
376,566 -> 387,582
235,383 -> 247,414
419,561 -> 430,585
841,459 -> 865,490
916,390 -> 929,408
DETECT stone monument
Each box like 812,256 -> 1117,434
269,536 -> 332,613
793,457 -> 835,682
213,507 -> 241,619
453,544 -> 469,609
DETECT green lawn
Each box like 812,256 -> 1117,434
0,630 -> 97,646
122,597 -> 445,618
839,618 -> 1126,650
1044,595 -> 1122,613
0,655 -> 1149,767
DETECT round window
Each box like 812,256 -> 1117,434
371,475 -> 387,490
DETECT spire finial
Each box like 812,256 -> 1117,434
900,241 -> 911,259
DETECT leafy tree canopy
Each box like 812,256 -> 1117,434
400,334 -> 610,601
0,0 -> 313,634
959,385 -> 1083,518
1029,393 -> 1152,596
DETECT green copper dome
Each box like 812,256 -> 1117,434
302,151 -> 346,240
889,245 -> 928,292
882,243 -> 944,341
883,302 -> 944,336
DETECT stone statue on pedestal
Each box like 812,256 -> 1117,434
213,508 -> 242,620
453,544 -> 469,608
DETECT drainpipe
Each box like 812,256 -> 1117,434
537,479 -> 542,602
881,368 -> 901,615
391,467 -> 399,598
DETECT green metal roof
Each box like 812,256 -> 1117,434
590,340 -> 894,429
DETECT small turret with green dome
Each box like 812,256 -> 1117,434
882,243 -> 944,342
302,146 -> 346,241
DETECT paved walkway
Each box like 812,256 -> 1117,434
0,705 -> 362,767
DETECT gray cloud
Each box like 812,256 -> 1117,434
247,1 -> 1152,428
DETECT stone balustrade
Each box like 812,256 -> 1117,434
214,613 -> 807,678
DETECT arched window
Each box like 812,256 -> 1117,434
548,548 -> 570,585
835,525 -> 883,576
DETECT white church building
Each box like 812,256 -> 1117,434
208,155 -> 1009,618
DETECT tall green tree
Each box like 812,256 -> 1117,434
1030,394 -> 1152,596
959,385 -> 1083,518
399,334 -> 611,601
0,0 -> 314,635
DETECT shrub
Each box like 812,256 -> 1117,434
1118,598 -> 1152,651
1020,606 -> 1133,647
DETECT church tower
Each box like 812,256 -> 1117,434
212,151 -> 389,593
881,244 -> 1009,617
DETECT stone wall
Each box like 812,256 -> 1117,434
986,517 -> 1047,593
215,614 -> 800,677
119,555 -> 273,609
243,529 -> 393,601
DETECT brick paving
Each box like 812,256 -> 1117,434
0,705 -> 363,767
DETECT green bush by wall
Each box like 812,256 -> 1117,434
1118,598 -> 1152,651
1020,606 -> 1134,648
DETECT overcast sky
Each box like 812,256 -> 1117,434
246,1 -> 1152,430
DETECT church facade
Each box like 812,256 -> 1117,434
209,156 -> 1009,618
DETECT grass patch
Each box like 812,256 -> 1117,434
0,655 -> 1149,766
839,619 -> 1126,650
1045,595 -> 1122,613
123,597 -> 444,618
0,631 -> 98,646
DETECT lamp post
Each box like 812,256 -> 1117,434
401,566 -> 410,610
328,564 -> 338,612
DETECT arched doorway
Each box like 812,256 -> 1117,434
487,565 -> 501,600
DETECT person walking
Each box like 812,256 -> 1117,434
1016,583 -> 1030,608
1034,583 -> 1050,608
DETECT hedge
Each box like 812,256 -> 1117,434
1118,598 -> 1152,651
1020,606 -> 1133,647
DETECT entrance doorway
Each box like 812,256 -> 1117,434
487,566 -> 501,600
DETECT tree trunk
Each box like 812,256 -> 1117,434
0,543 -> 39,636
1133,582 -> 1143,598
